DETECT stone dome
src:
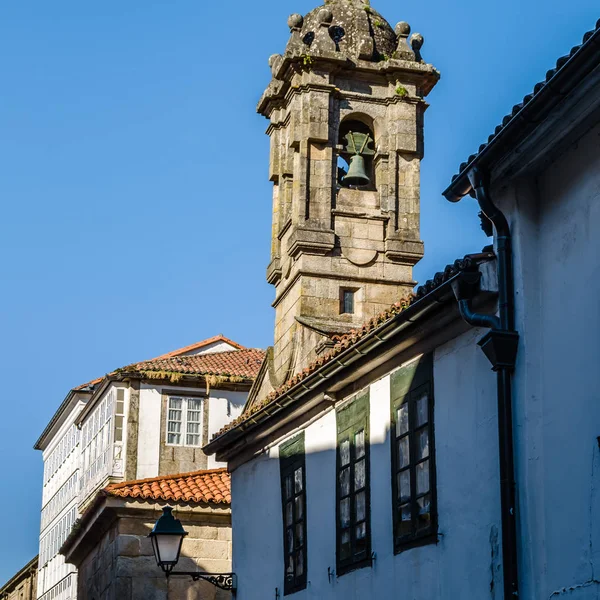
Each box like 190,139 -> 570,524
287,0 -> 398,62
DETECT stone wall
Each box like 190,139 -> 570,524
0,557 -> 37,600
70,502 -> 231,600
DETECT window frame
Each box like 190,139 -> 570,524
390,354 -> 437,553
336,391 -> 371,575
279,432 -> 307,596
165,396 -> 204,448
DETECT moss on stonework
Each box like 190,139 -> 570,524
395,85 -> 408,97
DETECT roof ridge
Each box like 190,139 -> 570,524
153,334 -> 245,360
104,467 -> 228,491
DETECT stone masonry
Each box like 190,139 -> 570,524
63,499 -> 232,600
259,0 -> 440,387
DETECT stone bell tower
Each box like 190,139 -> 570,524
258,0 -> 439,386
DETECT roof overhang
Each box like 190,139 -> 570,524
205,257 -> 498,466
444,23 -> 600,202
61,493 -> 230,567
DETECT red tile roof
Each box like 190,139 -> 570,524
104,468 -> 231,505
153,334 -> 245,359
121,348 -> 265,381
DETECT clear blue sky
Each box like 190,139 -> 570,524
0,0 -> 596,584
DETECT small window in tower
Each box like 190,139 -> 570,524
341,289 -> 355,315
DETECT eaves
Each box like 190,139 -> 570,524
204,261 -> 494,462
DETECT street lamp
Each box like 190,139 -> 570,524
148,506 -> 188,574
149,506 -> 237,594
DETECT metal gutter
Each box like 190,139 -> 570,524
204,266 -> 476,457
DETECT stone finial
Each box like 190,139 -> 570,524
393,21 -> 414,60
288,13 -> 303,31
411,33 -> 424,62
269,54 -> 284,77
312,8 -> 336,54
317,8 -> 333,24
286,13 -> 305,56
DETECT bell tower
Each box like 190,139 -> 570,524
259,0 -> 439,384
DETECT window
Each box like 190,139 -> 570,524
167,397 -> 203,447
279,433 -> 307,595
336,392 -> 370,574
390,354 -> 437,552
340,289 -> 355,315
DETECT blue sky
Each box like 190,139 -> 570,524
0,0 -> 597,584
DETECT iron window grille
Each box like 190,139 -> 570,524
390,354 -> 437,552
336,391 -> 371,574
279,432 -> 307,595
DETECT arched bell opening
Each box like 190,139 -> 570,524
337,118 -> 376,191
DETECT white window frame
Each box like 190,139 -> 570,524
166,396 -> 204,448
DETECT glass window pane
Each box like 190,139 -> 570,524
284,476 -> 292,500
287,528 -> 294,553
340,498 -> 350,528
416,394 -> 428,427
396,404 -> 409,436
295,496 -> 303,520
168,410 -> 182,422
188,399 -> 202,411
417,429 -> 429,460
339,467 -> 350,496
286,502 -> 293,526
356,490 -> 366,521
355,521 -> 366,540
295,523 -> 304,547
398,470 -> 411,502
340,440 -> 350,466
340,530 -> 351,560
186,434 -> 200,446
168,421 -> 181,433
417,494 -> 431,529
187,422 -> 200,434
294,468 -> 303,493
167,433 -> 180,444
296,550 -> 304,576
417,460 -> 430,494
354,459 -> 366,490
397,503 -> 412,537
169,398 -> 182,409
286,556 -> 294,579
398,437 -> 410,468
187,411 -> 201,422
355,429 -> 365,458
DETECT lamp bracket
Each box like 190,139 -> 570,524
167,571 -> 237,592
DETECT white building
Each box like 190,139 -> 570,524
34,335 -> 263,600
205,9 -> 600,600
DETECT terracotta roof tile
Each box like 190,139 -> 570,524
121,348 -> 265,381
211,253 -> 493,440
104,468 -> 231,505
153,335 -> 245,359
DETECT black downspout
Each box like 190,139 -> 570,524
454,167 -> 520,599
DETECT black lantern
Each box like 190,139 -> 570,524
148,507 -> 188,574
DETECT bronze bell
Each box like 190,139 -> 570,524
343,154 -> 370,187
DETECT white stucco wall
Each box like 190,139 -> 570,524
136,385 -> 163,479
497,120 -> 600,599
231,328 -> 499,599
136,384 -> 249,476
207,390 -> 247,469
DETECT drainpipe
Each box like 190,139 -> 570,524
451,167 -> 520,599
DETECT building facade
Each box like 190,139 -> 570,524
205,7 -> 600,600
61,469 -> 232,600
35,336 -> 263,600
0,557 -> 38,600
